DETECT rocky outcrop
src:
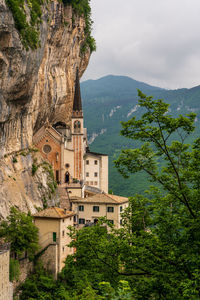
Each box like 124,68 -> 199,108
0,0 -> 90,217
0,150 -> 60,219
0,0 -> 90,156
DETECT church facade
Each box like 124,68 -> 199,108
33,70 -> 108,197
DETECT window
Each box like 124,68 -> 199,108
56,152 -> 59,162
62,230 -> 65,237
94,160 -> 98,165
90,181 -> 93,185
79,205 -> 84,211
79,218 -> 85,224
86,172 -> 89,177
53,232 -> 56,242
63,247 -> 65,252
43,144 -> 52,154
86,181 -> 89,185
107,207 -> 114,213
56,170 -> 59,183
74,120 -> 81,133
94,172 -> 98,177
120,219 -> 123,225
86,160 -> 89,165
94,181 -> 98,185
120,206 -> 123,212
93,206 -> 99,212
108,220 -> 114,225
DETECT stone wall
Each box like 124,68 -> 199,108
40,244 -> 58,279
0,244 -> 13,300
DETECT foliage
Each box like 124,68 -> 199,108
19,262 -> 133,299
113,91 -> 200,298
32,163 -> 38,175
42,196 -> 48,209
19,264 -> 62,300
5,0 -> 42,50
12,157 -> 18,163
62,0 -> 96,53
0,207 -> 39,260
10,258 -> 20,281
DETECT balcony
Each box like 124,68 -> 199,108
60,179 -> 84,189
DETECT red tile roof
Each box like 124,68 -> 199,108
33,207 -> 75,219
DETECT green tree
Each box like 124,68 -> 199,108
113,90 -> 200,298
0,207 -> 39,260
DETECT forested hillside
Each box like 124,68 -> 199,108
81,75 -> 200,196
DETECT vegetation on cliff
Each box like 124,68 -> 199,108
5,0 -> 42,49
6,0 -> 96,52
62,0 -> 96,53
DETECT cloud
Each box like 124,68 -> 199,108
82,0 -> 200,89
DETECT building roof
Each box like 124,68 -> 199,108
71,193 -> 129,205
85,150 -> 108,157
33,207 -> 75,219
73,68 -> 82,112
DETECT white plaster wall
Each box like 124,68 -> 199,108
84,154 -> 101,188
100,156 -> 108,193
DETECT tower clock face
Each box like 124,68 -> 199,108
43,144 -> 52,154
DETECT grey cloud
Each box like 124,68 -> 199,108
82,0 -> 200,89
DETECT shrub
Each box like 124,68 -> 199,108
32,163 -> 38,175
12,157 -> 18,163
10,258 -> 20,282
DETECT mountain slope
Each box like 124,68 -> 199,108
81,75 -> 200,196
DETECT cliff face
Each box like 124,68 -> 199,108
0,0 -> 90,218
0,0 -> 90,156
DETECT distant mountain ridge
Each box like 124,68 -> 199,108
81,75 -> 164,100
81,75 -> 200,196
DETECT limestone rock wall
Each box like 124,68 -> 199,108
0,0 -> 90,156
0,151 -> 60,219
0,0 -> 90,217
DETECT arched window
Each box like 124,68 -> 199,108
74,120 -> 81,133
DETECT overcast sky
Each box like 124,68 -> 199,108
82,0 -> 200,89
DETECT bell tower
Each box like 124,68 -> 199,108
71,69 -> 84,180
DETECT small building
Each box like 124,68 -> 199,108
33,207 -> 75,278
0,244 -> 13,300
71,193 -> 129,229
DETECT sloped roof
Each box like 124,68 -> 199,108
73,68 -> 82,112
33,207 -> 75,219
85,150 -> 108,157
71,193 -> 128,205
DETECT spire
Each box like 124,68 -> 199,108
72,68 -> 82,117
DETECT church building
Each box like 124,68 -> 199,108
33,70 -> 108,198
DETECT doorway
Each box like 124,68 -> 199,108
65,172 -> 70,183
